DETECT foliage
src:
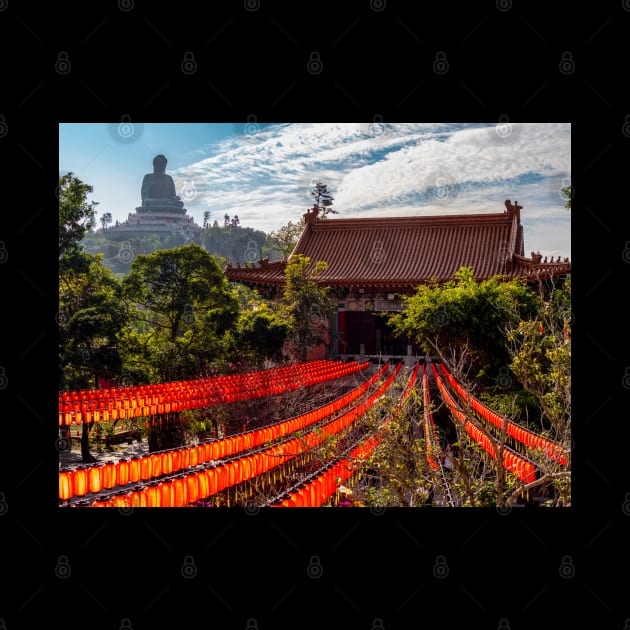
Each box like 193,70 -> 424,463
59,251 -> 128,390
59,172 -> 98,259
506,278 -> 571,446
235,302 -> 290,365
310,180 -> 337,216
561,185 -> 572,209
280,254 -> 335,362
388,266 -> 541,382
263,216 -> 305,260
121,243 -> 240,381
200,225 -> 266,264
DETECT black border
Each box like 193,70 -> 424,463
6,4 -> 624,629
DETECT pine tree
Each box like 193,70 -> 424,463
310,180 -> 337,216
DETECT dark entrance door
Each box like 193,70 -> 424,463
344,311 -> 376,354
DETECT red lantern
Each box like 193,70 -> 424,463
185,474 -> 199,504
173,476 -> 187,507
73,466 -> 88,497
129,456 -> 141,483
131,485 -> 147,508
161,450 -> 173,476
146,481 -> 162,507
180,448 -> 190,470
197,468 -> 210,500
102,461 -> 117,490
116,459 -> 130,487
160,480 -> 174,507
150,453 -> 162,478
189,447 -> 198,468
59,468 -> 74,501
171,449 -> 181,473
88,465 -> 103,494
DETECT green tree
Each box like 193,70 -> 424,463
203,210 -> 211,229
100,212 -> 113,231
59,173 -> 127,462
59,172 -> 98,258
388,266 -> 540,382
561,185 -> 572,209
122,243 -> 240,452
505,278 -> 571,505
122,243 -> 240,379
310,180 -> 337,216
59,251 -> 128,461
264,216 -> 305,260
234,303 -> 290,366
280,254 -> 335,362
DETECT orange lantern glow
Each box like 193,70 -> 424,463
161,450 -> 173,476
116,459 -> 130,487
160,480 -> 174,507
73,466 -> 88,497
185,474 -> 199,504
102,461 -> 117,490
59,468 -> 73,501
88,465 -> 103,494
145,481 -> 162,507
151,453 -> 162,478
129,456 -> 141,483
140,456 -> 152,481
173,475 -> 187,507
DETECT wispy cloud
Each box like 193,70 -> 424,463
167,122 -> 570,256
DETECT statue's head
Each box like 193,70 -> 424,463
153,154 -> 167,173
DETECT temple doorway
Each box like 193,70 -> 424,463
337,311 -> 413,356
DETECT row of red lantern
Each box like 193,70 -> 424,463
59,364 -> 390,501
69,399 -> 379,507
431,364 -> 537,484
421,364 -> 442,471
77,447 -> 314,508
59,359 -> 369,425
60,359 -> 341,402
59,359 -> 365,407
65,363 -> 400,506
270,363 -> 419,507
59,359 -> 367,425
437,363 -> 568,466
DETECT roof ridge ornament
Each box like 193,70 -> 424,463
303,206 -> 319,224
504,199 -> 522,216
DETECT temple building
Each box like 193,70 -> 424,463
105,154 -> 202,242
225,200 -> 571,360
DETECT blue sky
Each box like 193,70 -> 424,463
59,122 -> 571,259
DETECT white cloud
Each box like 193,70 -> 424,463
151,122 -> 570,257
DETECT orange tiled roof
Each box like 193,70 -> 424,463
225,202 -> 571,288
